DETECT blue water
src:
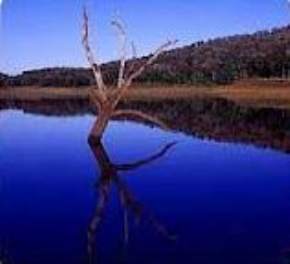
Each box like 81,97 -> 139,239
1,110 -> 290,264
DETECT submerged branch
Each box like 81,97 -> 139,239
112,109 -> 169,130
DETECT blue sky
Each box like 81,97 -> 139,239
0,0 -> 289,74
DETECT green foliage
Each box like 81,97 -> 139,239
2,25 -> 290,87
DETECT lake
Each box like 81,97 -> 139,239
1,109 -> 290,264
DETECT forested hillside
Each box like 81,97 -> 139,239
0,73 -> 8,87
1,25 -> 290,87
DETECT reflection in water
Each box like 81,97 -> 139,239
0,176 -> 9,264
87,139 -> 177,263
1,98 -> 290,153
1,110 -> 290,263
0,245 -> 11,264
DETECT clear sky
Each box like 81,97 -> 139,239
0,0 -> 289,74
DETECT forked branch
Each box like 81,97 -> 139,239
112,39 -> 178,105
82,6 -> 177,140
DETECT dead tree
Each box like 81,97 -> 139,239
87,140 -> 177,263
82,7 -> 177,142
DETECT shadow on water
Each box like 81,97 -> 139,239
87,139 -> 177,264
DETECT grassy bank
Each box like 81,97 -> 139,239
1,80 -> 290,109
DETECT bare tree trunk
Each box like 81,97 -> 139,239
89,104 -> 113,142
90,115 -> 109,141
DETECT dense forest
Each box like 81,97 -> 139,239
1,25 -> 290,87
0,73 -> 8,87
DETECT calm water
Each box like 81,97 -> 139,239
1,110 -> 290,264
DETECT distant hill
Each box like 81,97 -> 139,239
0,73 -> 8,86
2,25 -> 290,87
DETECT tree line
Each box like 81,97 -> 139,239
1,25 -> 290,87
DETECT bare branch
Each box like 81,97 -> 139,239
125,40 -> 178,87
115,142 -> 177,171
111,40 -> 178,107
112,109 -> 169,130
131,41 -> 137,58
112,18 -> 127,89
82,7 -> 107,99
125,41 -> 138,77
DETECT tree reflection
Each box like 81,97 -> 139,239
0,183 -> 11,264
0,245 -> 11,264
87,139 -> 177,263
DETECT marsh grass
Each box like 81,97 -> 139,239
1,80 -> 290,109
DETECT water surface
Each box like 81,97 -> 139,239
1,110 -> 290,263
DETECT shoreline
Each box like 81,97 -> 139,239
1,80 -> 290,110
1,93 -> 290,155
